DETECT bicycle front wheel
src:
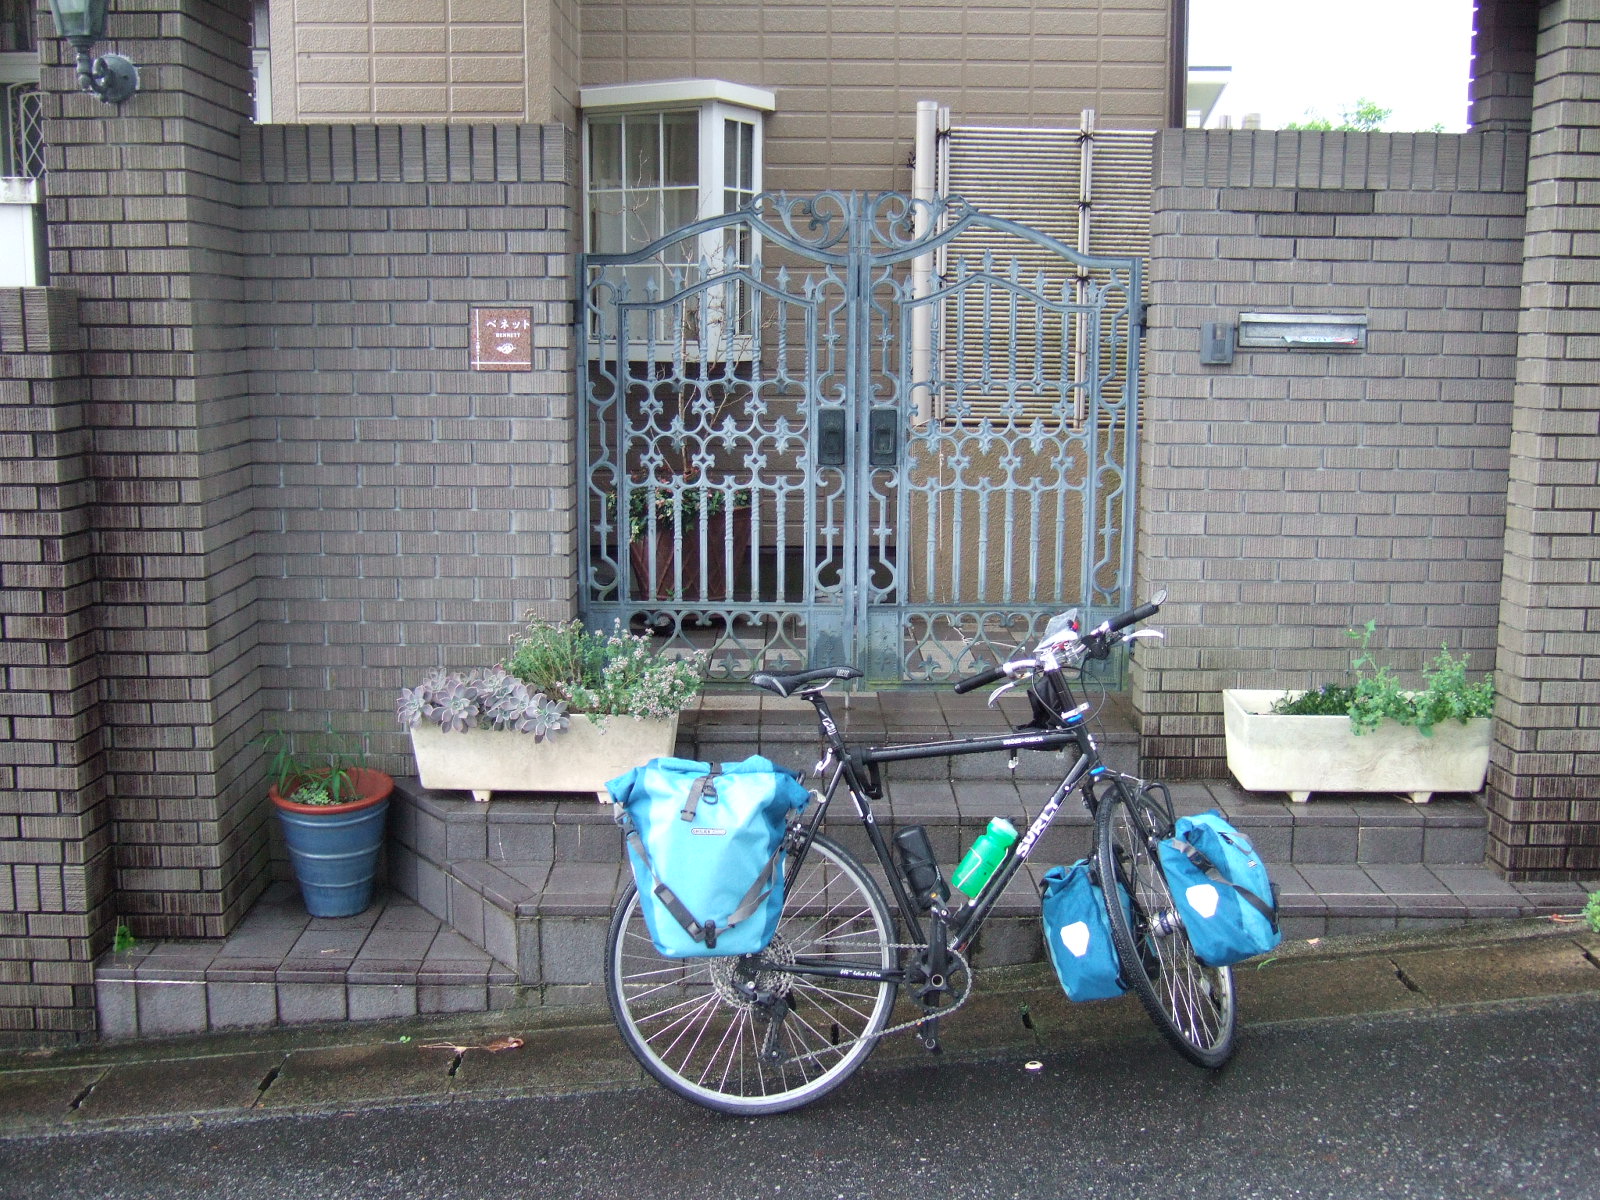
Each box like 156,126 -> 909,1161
605,832 -> 897,1115
1096,780 -> 1238,1068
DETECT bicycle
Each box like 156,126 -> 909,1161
604,590 -> 1238,1114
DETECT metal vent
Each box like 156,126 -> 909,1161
941,118 -> 1153,427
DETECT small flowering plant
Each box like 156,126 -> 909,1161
396,615 -> 707,738
503,616 -> 708,720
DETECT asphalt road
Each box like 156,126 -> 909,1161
3,993 -> 1597,1200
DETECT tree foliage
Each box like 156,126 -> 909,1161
1287,98 -> 1393,132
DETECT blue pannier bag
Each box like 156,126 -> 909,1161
1156,810 -> 1280,967
1040,859 -> 1130,1002
608,755 -> 810,958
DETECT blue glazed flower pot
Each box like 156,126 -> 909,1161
271,769 -> 394,918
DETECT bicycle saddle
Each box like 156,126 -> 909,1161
749,666 -> 863,697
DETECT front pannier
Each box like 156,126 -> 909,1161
1156,810 -> 1281,967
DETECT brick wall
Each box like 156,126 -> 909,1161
580,0 -> 1176,193
1485,0 -> 1600,879
0,289 -> 111,1041
242,122 -> 580,784
1133,130 -> 1528,779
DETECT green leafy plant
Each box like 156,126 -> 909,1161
398,615 -> 707,738
1271,619 -> 1494,737
614,477 -> 732,542
1269,683 -> 1355,717
1584,891 -> 1600,935
503,615 -> 708,720
262,728 -> 369,806
606,471 -> 751,543
113,923 -> 136,953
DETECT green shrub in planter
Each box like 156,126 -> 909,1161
1270,619 -> 1493,735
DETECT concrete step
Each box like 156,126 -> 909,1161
94,853 -> 1592,1043
385,772 -> 1507,989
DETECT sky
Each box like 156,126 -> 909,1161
1188,0 -> 1476,132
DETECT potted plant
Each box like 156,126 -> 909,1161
1222,620 -> 1495,803
397,615 -> 707,802
622,474 -> 751,602
264,730 -> 395,917
612,470 -> 752,603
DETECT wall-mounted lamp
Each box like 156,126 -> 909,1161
46,0 -> 139,105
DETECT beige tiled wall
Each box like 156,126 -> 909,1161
581,0 -> 1175,193
270,0 -> 550,123
266,0 -> 1175,185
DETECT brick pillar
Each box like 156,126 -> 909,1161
1487,0 -> 1600,879
0,288 -> 112,1043
1470,0 -> 1539,132
39,0 -> 271,939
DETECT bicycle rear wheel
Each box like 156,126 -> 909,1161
1095,780 -> 1237,1068
605,832 -> 897,1115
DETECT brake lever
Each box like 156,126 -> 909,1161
986,678 -> 1021,708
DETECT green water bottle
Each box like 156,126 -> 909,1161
950,817 -> 1018,897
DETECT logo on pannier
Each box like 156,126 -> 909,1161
1060,921 -> 1092,958
690,827 -> 727,836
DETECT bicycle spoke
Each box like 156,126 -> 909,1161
607,833 -> 896,1114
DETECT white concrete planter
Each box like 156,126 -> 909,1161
1222,689 -> 1491,804
408,714 -> 679,802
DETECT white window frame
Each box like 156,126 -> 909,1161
581,80 -> 773,362
0,51 -> 43,287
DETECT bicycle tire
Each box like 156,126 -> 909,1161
1095,779 -> 1238,1068
605,832 -> 898,1115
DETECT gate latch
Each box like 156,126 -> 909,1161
869,408 -> 898,468
817,409 -> 846,467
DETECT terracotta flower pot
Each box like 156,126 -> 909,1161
270,767 -> 395,917
628,507 -> 751,601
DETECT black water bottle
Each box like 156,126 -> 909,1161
894,825 -> 949,911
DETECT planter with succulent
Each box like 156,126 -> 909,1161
1223,620 -> 1495,804
264,730 -> 395,917
397,616 -> 706,802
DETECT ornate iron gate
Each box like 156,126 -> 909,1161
578,192 -> 1142,684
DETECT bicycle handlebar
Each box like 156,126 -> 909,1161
950,592 -> 1165,693
1105,600 -> 1160,634
952,666 -> 1009,695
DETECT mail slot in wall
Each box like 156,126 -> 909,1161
1238,312 -> 1367,350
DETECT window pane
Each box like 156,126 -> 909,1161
589,192 -> 628,254
624,113 -> 661,188
663,111 -> 698,187
589,117 -> 622,190
665,187 -> 698,235
626,192 -> 664,247
726,118 -> 754,191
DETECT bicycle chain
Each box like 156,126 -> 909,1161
778,938 -> 974,1066
872,939 -> 975,1043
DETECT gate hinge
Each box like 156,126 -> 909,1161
1133,300 -> 1148,337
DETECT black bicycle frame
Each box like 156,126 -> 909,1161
762,668 -> 1115,984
